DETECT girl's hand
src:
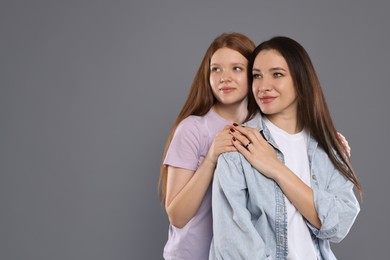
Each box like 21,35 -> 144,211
229,124 -> 282,179
205,125 -> 238,164
337,132 -> 351,157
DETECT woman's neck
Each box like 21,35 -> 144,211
266,114 -> 302,134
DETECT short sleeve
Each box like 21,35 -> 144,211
163,117 -> 201,171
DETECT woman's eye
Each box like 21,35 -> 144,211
253,74 -> 263,79
233,66 -> 243,72
273,72 -> 284,78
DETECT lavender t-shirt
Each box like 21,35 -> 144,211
163,108 -> 231,260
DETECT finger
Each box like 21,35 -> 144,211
214,138 -> 238,154
229,128 -> 251,148
223,125 -> 235,131
233,126 -> 262,143
232,125 -> 265,146
337,132 -> 351,157
216,128 -> 235,142
216,130 -> 239,144
232,136 -> 251,156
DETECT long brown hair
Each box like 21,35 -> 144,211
158,32 -> 257,205
248,36 -> 363,198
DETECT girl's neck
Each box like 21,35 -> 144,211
213,102 -> 248,124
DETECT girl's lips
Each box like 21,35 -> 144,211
220,87 -> 235,93
259,96 -> 276,103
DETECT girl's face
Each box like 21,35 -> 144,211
252,49 -> 298,120
209,47 -> 248,107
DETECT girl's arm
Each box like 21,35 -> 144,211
165,158 -> 215,228
165,126 -> 236,228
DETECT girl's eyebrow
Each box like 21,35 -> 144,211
232,62 -> 246,66
211,62 -> 246,66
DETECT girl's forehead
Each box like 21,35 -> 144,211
211,48 -> 247,63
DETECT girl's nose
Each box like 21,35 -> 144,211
219,71 -> 232,83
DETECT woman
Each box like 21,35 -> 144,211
159,32 -> 258,259
210,36 -> 362,259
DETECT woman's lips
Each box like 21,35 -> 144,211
259,96 -> 276,103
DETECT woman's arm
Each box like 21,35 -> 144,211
229,125 -> 321,228
308,162 -> 360,243
270,163 -> 321,228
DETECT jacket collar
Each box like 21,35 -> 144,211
242,112 -> 279,150
243,112 -> 319,160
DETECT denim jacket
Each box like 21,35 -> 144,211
209,114 -> 360,260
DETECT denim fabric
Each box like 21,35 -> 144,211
209,113 -> 360,260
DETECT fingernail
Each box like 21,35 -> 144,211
233,123 -> 238,126
230,128 -> 235,133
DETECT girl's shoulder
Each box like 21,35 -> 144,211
177,114 -> 204,131
179,109 -> 230,131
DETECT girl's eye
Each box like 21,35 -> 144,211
233,66 -> 243,72
253,73 -> 263,79
211,67 -> 221,72
273,72 -> 284,78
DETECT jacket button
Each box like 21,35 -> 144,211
312,175 -> 317,181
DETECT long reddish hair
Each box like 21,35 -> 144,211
158,33 -> 257,204
248,36 -> 363,197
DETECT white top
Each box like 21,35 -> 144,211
264,117 -> 317,260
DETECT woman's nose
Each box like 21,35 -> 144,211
257,77 -> 272,93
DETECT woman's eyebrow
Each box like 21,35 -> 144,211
269,67 -> 287,72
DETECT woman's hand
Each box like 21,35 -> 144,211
229,124 -> 283,179
230,124 -> 322,228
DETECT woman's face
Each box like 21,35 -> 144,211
251,49 -> 298,120
209,47 -> 248,107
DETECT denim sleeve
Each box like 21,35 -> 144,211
210,152 -> 269,259
308,167 -> 360,243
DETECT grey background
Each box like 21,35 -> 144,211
1,0 -> 388,259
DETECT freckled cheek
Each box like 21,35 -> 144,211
209,76 -> 218,88
239,78 -> 248,91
